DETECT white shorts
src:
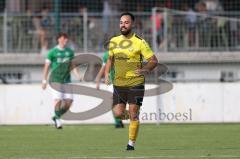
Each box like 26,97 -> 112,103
49,85 -> 73,100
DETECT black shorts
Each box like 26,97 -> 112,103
113,84 -> 145,106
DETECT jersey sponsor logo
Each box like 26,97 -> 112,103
65,51 -> 70,56
105,39 -> 133,51
57,52 -> 61,56
128,47 -> 134,52
57,57 -> 70,63
115,57 -> 130,61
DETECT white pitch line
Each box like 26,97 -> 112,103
200,155 -> 240,158
69,155 -> 240,159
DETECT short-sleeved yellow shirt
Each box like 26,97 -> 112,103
109,33 -> 154,87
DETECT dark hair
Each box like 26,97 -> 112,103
120,12 -> 135,22
56,32 -> 69,41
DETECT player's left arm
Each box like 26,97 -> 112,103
136,55 -> 158,75
136,39 -> 158,75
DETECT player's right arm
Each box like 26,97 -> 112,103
42,62 -> 50,90
96,65 -> 105,90
42,50 -> 53,90
96,51 -> 109,89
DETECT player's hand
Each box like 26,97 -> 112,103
135,68 -> 150,75
42,83 -> 47,90
105,76 -> 110,85
96,82 -> 100,90
79,76 -> 84,82
42,80 -> 47,90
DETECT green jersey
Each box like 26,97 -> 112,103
102,51 -> 114,82
47,46 -> 74,83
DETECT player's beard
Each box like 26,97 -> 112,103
120,27 -> 132,36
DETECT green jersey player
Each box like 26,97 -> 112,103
96,51 -> 124,128
42,32 -> 81,129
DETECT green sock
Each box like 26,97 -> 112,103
54,110 -> 61,119
59,107 -> 68,116
112,111 -> 121,125
115,117 -> 122,125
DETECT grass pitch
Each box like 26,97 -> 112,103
0,124 -> 240,159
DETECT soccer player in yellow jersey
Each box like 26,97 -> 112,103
105,12 -> 158,150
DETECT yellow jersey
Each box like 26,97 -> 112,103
109,33 -> 154,87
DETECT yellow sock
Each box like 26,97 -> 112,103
129,120 -> 140,142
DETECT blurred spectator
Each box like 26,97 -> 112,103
184,4 -> 197,47
66,5 -> 86,51
81,6 -> 98,51
102,0 -> 112,38
5,0 -> 21,13
20,8 -> 34,35
103,0 -> 120,36
67,5 -> 98,52
228,20 -> 238,48
151,12 -> 164,49
199,0 -> 225,49
216,17 -> 228,48
201,0 -> 223,13
165,0 -> 173,9
196,2 -> 211,48
32,6 -> 53,55
32,14 -> 44,52
151,1 -> 165,49
40,6 -> 53,31
0,0 -> 5,12
101,0 -> 120,52
21,8 -> 36,49
135,4 -> 144,36
196,1 -> 207,13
